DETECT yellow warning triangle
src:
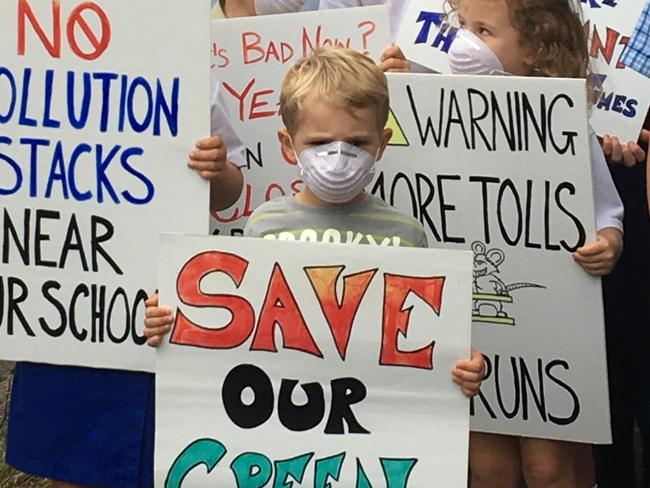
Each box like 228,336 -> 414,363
385,108 -> 409,147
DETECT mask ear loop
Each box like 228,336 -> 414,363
289,136 -> 305,174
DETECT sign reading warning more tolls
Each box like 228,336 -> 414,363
155,235 -> 473,487
379,74 -> 610,443
0,0 -> 211,371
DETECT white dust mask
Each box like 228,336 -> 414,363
296,141 -> 376,204
448,29 -> 507,75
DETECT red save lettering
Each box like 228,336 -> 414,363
172,253 -> 445,369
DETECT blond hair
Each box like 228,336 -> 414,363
280,47 -> 389,135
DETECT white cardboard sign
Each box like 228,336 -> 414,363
155,234 -> 473,487
0,0 -> 211,371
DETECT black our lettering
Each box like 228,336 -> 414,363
324,378 -> 370,434
278,380 -> 325,431
222,364 -> 274,429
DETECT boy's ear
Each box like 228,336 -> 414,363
376,128 -> 393,161
278,128 -> 298,165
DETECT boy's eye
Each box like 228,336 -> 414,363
348,139 -> 372,147
478,26 -> 491,35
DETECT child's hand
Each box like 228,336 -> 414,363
572,227 -> 623,276
452,346 -> 485,398
143,293 -> 174,347
601,130 -> 649,167
188,136 -> 228,181
379,43 -> 411,73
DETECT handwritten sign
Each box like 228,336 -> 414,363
379,74 -> 610,443
0,0 -> 211,371
396,0 -> 459,74
583,0 -> 650,142
155,234 -> 473,487
210,6 -> 391,235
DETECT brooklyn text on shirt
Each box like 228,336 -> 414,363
261,228 -> 408,247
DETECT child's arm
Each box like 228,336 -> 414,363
379,44 -> 411,73
572,227 -> 623,276
574,131 -> 624,276
188,136 -> 244,211
452,346 -> 485,397
143,293 -> 174,347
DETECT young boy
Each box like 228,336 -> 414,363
144,47 -> 485,397
5,83 -> 245,488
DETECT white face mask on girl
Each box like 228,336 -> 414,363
295,141 -> 376,204
448,29 -> 507,76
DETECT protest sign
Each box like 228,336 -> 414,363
210,6 -> 391,235
397,0 -> 650,142
397,0 -> 457,74
379,74 -> 610,443
0,0 -> 211,371
155,234 -> 473,487
583,0 -> 650,142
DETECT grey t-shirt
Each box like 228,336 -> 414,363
244,194 -> 428,248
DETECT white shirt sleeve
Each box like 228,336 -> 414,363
254,0 -> 307,14
589,129 -> 624,232
211,82 -> 246,168
319,0 -> 363,6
